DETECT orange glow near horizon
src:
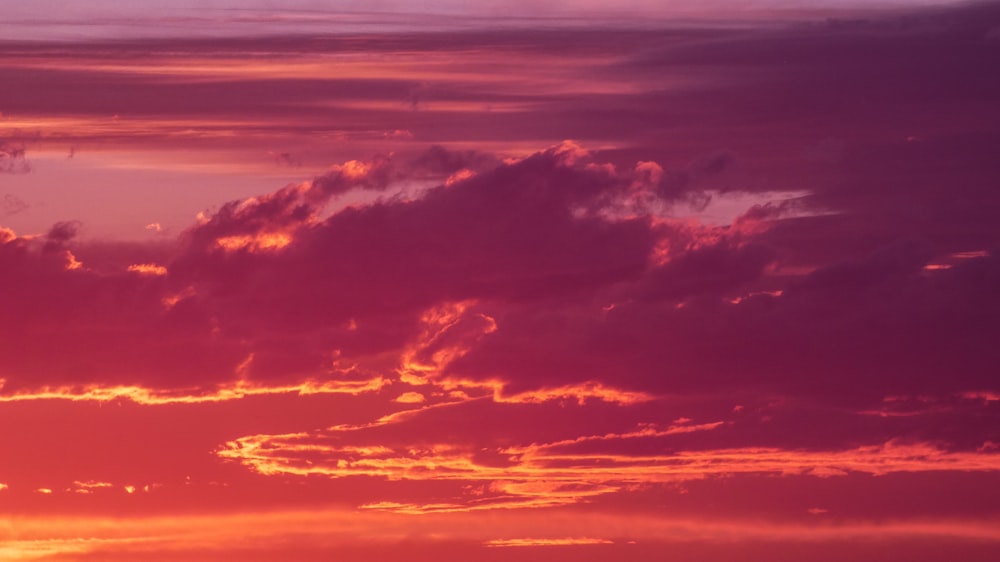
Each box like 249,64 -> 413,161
1,506 -> 999,562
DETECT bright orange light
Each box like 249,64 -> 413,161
394,391 -> 426,404
0,377 -> 387,405
127,263 -> 168,276
64,251 -> 84,271
216,232 -> 292,252
1,508 -> 998,562
485,537 -> 614,547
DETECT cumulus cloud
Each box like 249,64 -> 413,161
0,145 -> 643,391
1,134 -> 997,416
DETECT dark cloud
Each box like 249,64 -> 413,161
0,227 -> 244,391
408,145 -> 500,177
0,142 -> 31,174
43,220 -> 80,246
2,115 -> 997,413
0,144 -> 661,389
170,143 -> 658,353
453,241 -> 1000,407
638,242 -> 775,302
1,193 -> 29,215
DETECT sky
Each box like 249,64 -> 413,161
1,1 -> 999,560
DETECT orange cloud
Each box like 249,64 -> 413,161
70,480 -> 114,494
0,377 -> 387,405
485,537 -> 614,547
397,300 -> 497,385
496,381 -> 653,405
216,232 -> 292,252
64,250 -> 84,271
395,391 -> 426,404
397,302 -> 651,405
219,395 -> 1000,515
126,263 -> 168,276
418,376 -> 654,406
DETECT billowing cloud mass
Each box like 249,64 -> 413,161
1,2 -> 999,561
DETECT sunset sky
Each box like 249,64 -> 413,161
2,1 -> 999,560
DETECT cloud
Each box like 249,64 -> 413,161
43,220 -> 81,248
220,406 -> 1000,513
485,537 -> 614,547
0,376 -> 387,405
408,145 -> 500,177
170,143 -> 663,344
2,132 -> 997,418
178,156 -> 396,259
0,226 -> 246,391
0,142 -> 30,174
638,242 -> 775,302
0,144 -> 647,393
1,193 -> 28,216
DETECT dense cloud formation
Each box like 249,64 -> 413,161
2,136 -> 997,414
